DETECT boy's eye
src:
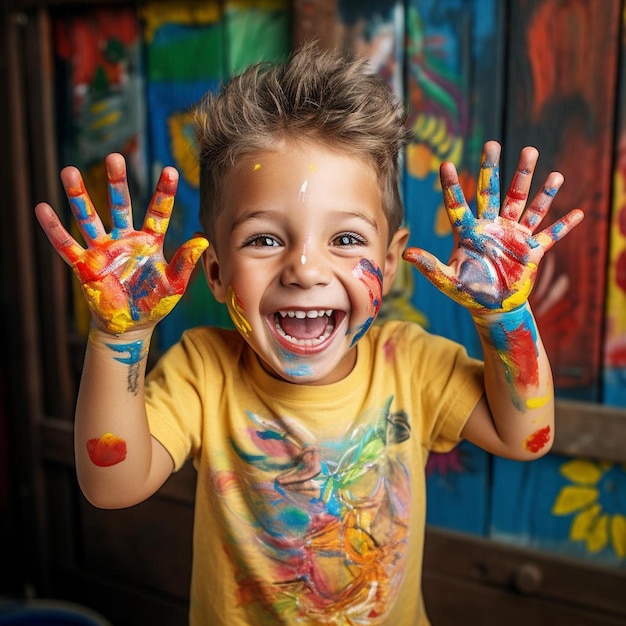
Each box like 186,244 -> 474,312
333,232 -> 366,247
244,234 -> 280,248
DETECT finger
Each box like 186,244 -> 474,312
501,146 -> 539,222
476,141 -> 501,220
166,236 -> 210,293
440,161 -> 474,231
520,171 -> 564,232
532,208 -> 584,252
143,166 -> 179,239
403,246 -> 459,292
106,153 -> 133,235
35,202 -> 85,265
60,165 -> 107,244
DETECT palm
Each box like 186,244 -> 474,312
403,141 -> 583,314
36,153 -> 208,334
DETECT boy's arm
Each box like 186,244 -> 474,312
403,141 -> 584,460
35,154 -> 208,507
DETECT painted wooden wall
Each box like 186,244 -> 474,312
51,0 -> 626,572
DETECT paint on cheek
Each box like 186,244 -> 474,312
86,432 -> 127,466
348,258 -> 383,347
523,425 -> 551,453
226,285 -> 252,337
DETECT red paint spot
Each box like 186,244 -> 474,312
506,324 -> 540,389
87,432 -> 127,466
524,425 -> 551,453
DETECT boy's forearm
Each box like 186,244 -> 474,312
75,327 -> 171,508
473,303 -> 555,458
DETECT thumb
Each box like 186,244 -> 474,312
167,237 -> 210,293
403,247 -> 444,277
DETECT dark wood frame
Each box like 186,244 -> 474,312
2,1 -> 626,624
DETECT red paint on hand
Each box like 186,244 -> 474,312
523,425 -> 551,453
87,432 -> 127,466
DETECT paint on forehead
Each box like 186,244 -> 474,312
226,284 -> 252,337
347,258 -> 384,347
253,163 -> 261,171
309,163 -> 317,173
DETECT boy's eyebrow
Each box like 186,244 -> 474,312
331,210 -> 380,232
230,210 -> 278,230
231,209 -> 380,231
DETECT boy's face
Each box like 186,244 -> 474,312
204,141 -> 408,385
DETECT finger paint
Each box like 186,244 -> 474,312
86,432 -> 127,467
227,284 -> 252,337
348,258 -> 383,347
477,157 -> 500,220
69,195 -> 100,241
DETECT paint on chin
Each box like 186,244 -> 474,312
226,284 -> 252,337
276,346 -> 313,379
87,432 -> 127,466
348,258 -> 383,347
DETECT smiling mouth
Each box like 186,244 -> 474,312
273,309 -> 343,348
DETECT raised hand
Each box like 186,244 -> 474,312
403,141 -> 584,314
35,153 -> 209,334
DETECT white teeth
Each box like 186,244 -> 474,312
278,309 -> 333,319
274,319 -> 335,346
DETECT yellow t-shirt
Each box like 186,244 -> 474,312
145,320 -> 484,626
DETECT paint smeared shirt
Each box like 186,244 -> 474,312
145,321 -> 484,626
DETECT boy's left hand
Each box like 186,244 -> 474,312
403,140 -> 584,314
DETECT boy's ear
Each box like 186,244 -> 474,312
202,244 -> 227,303
382,227 -> 410,296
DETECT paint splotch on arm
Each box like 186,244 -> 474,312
473,304 -> 541,411
86,432 -> 127,467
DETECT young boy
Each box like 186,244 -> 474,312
35,45 -> 583,625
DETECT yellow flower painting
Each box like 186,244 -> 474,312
552,459 -> 626,558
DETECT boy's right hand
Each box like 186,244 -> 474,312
35,153 -> 209,335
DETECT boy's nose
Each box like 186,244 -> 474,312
280,245 -> 332,288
